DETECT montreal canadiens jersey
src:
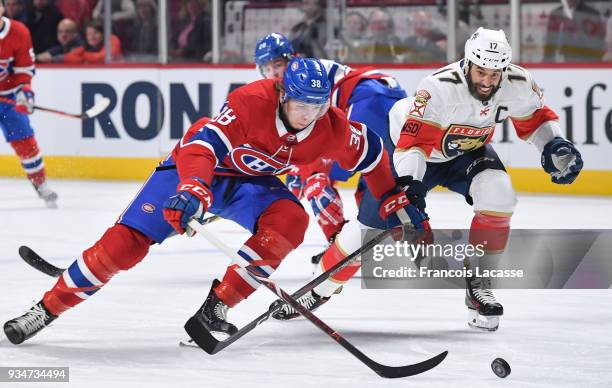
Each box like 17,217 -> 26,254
389,60 -> 559,164
171,79 -> 395,198
0,17 -> 35,95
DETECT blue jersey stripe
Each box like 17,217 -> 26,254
354,127 -> 384,172
186,127 -> 230,164
66,262 -> 99,296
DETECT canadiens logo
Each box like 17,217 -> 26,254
409,89 -> 431,118
229,146 -> 293,176
141,203 -> 155,213
442,124 -> 494,158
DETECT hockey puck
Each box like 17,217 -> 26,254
491,358 -> 511,378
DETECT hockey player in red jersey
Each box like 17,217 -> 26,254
0,3 -> 57,207
4,57 -> 424,344
254,33 -> 410,269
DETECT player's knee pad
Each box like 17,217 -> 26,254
257,199 -> 309,248
469,169 -> 517,214
215,201 -> 308,307
76,224 -> 151,288
10,136 -> 39,159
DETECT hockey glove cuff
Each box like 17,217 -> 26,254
163,177 -> 213,236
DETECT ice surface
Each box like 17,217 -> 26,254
1,178 -> 611,387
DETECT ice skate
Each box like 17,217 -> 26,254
189,279 -> 237,340
465,275 -> 503,331
271,290 -> 331,320
34,182 -> 58,208
4,301 -> 57,344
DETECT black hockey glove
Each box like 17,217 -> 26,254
541,137 -> 583,184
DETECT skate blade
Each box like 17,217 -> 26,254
179,338 -> 200,348
467,309 -> 500,331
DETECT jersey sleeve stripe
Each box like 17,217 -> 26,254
352,124 -> 385,173
180,125 -> 232,166
179,139 -> 218,166
205,123 -> 233,152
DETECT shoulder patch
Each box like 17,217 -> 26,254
409,89 -> 431,118
532,80 -> 543,99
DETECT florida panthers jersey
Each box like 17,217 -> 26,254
0,17 -> 35,95
171,79 -> 395,198
389,60 -> 561,179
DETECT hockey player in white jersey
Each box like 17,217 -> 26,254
278,27 -> 583,332
386,27 -> 583,330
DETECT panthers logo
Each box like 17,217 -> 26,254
229,146 -> 293,176
442,125 -> 494,158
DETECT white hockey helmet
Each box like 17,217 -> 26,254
464,27 -> 512,70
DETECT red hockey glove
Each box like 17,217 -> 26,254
163,177 -> 213,236
15,85 -> 35,115
379,187 -> 431,241
304,173 -> 345,240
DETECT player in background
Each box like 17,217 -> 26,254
254,33 -> 429,319
4,57 -> 423,344
0,3 -> 58,208
254,32 -> 410,267
282,27 -> 583,330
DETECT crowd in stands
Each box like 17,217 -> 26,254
3,0 -> 610,64
4,0 -> 213,64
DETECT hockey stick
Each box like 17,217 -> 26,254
183,226 -> 393,354
18,215 -> 223,277
0,96 -> 111,120
184,221 -> 448,378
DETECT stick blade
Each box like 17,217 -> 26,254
18,246 -> 63,277
84,97 -> 111,119
375,350 -> 448,378
183,315 -> 223,355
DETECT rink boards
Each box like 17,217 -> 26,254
0,64 -> 610,195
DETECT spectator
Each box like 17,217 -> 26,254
92,0 -> 135,23
64,20 -> 122,63
290,0 -> 329,58
126,0 -> 158,60
36,18 -> 83,63
26,0 -> 65,54
55,0 -> 93,28
403,11 -> 445,63
5,0 -> 29,24
363,7 -> 404,63
341,11 -> 369,63
171,0 -> 211,61
543,0 -> 606,62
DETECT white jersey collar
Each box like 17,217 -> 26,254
275,105 -> 316,142
0,17 -> 12,40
